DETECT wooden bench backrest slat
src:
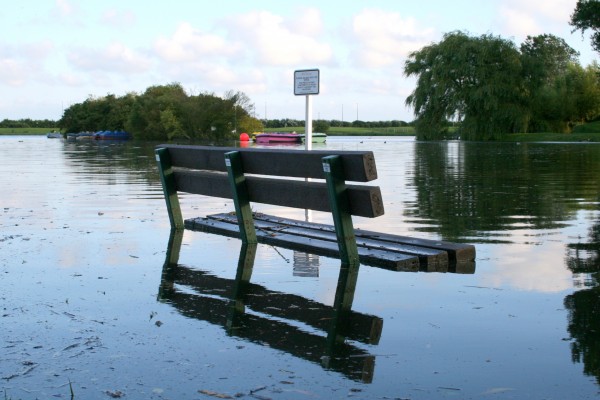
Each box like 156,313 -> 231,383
174,169 -> 384,218
159,144 -> 378,182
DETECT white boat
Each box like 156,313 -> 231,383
300,132 -> 327,143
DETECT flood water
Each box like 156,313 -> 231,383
1,135 -> 599,399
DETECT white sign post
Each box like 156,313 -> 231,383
294,69 -> 319,151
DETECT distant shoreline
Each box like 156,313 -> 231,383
3,127 -> 600,142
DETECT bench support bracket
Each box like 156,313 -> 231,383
322,155 -> 360,265
155,148 -> 184,230
225,151 -> 258,244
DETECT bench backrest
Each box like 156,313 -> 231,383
156,144 -> 384,218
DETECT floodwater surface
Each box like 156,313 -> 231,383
1,136 -> 599,399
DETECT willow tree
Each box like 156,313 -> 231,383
570,0 -> 600,53
404,31 -> 527,140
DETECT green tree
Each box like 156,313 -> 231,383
404,31 -> 526,140
521,34 -> 579,86
160,107 -> 187,140
125,83 -> 187,140
570,0 -> 600,53
313,120 -> 330,133
521,34 -> 581,132
59,83 -> 257,141
565,62 -> 600,125
238,115 -> 264,135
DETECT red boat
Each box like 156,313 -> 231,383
255,132 -> 301,144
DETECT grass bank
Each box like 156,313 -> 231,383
0,127 -> 59,135
500,131 -> 600,142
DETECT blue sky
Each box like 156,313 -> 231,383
0,0 -> 596,122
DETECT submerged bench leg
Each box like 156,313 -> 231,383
155,148 -> 184,230
322,155 -> 360,265
224,151 -> 257,244
226,242 -> 258,333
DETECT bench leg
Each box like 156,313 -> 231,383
322,155 -> 360,265
155,148 -> 184,230
224,151 -> 258,244
327,262 -> 360,346
226,242 -> 258,333
158,229 -> 184,301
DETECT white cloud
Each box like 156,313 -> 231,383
0,58 -> 28,86
497,0 -> 575,39
227,9 -> 333,66
54,0 -> 77,17
68,42 -> 152,74
101,8 -> 136,28
350,9 -> 435,68
155,22 -> 240,62
58,72 -> 85,87
289,7 -> 324,36
0,42 -> 52,86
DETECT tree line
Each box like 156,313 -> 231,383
263,118 -> 412,132
58,83 -> 264,141
0,118 -> 57,128
403,1 -> 600,141
404,32 -> 600,140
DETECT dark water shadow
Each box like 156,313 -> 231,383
158,230 -> 381,383
158,229 -> 477,383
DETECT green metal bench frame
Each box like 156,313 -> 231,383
155,144 -> 384,265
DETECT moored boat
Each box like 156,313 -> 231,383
76,132 -> 95,139
300,132 -> 327,143
94,130 -> 130,140
46,131 -> 62,138
255,132 -> 302,144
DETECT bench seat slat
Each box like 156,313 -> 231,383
159,144 -> 378,182
253,213 -> 476,264
185,216 -> 421,272
174,169 -> 384,218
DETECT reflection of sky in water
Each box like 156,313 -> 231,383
2,136 -> 598,291
1,135 -> 600,398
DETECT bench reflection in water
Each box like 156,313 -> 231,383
158,230 -> 382,383
158,230 -> 476,383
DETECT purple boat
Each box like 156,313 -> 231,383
255,132 -> 301,144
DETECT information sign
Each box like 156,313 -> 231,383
294,69 -> 320,96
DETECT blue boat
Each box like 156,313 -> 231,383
94,130 -> 130,140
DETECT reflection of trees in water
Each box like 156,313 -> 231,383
61,140 -> 161,186
564,287 -> 600,385
565,216 -> 600,384
408,142 -> 600,241
60,139 -> 237,188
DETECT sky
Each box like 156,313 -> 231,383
0,0 -> 597,123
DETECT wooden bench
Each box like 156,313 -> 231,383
155,144 -> 475,271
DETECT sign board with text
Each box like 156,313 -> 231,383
294,69 -> 320,96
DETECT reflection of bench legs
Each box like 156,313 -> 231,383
159,231 -> 382,382
226,242 -> 257,332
